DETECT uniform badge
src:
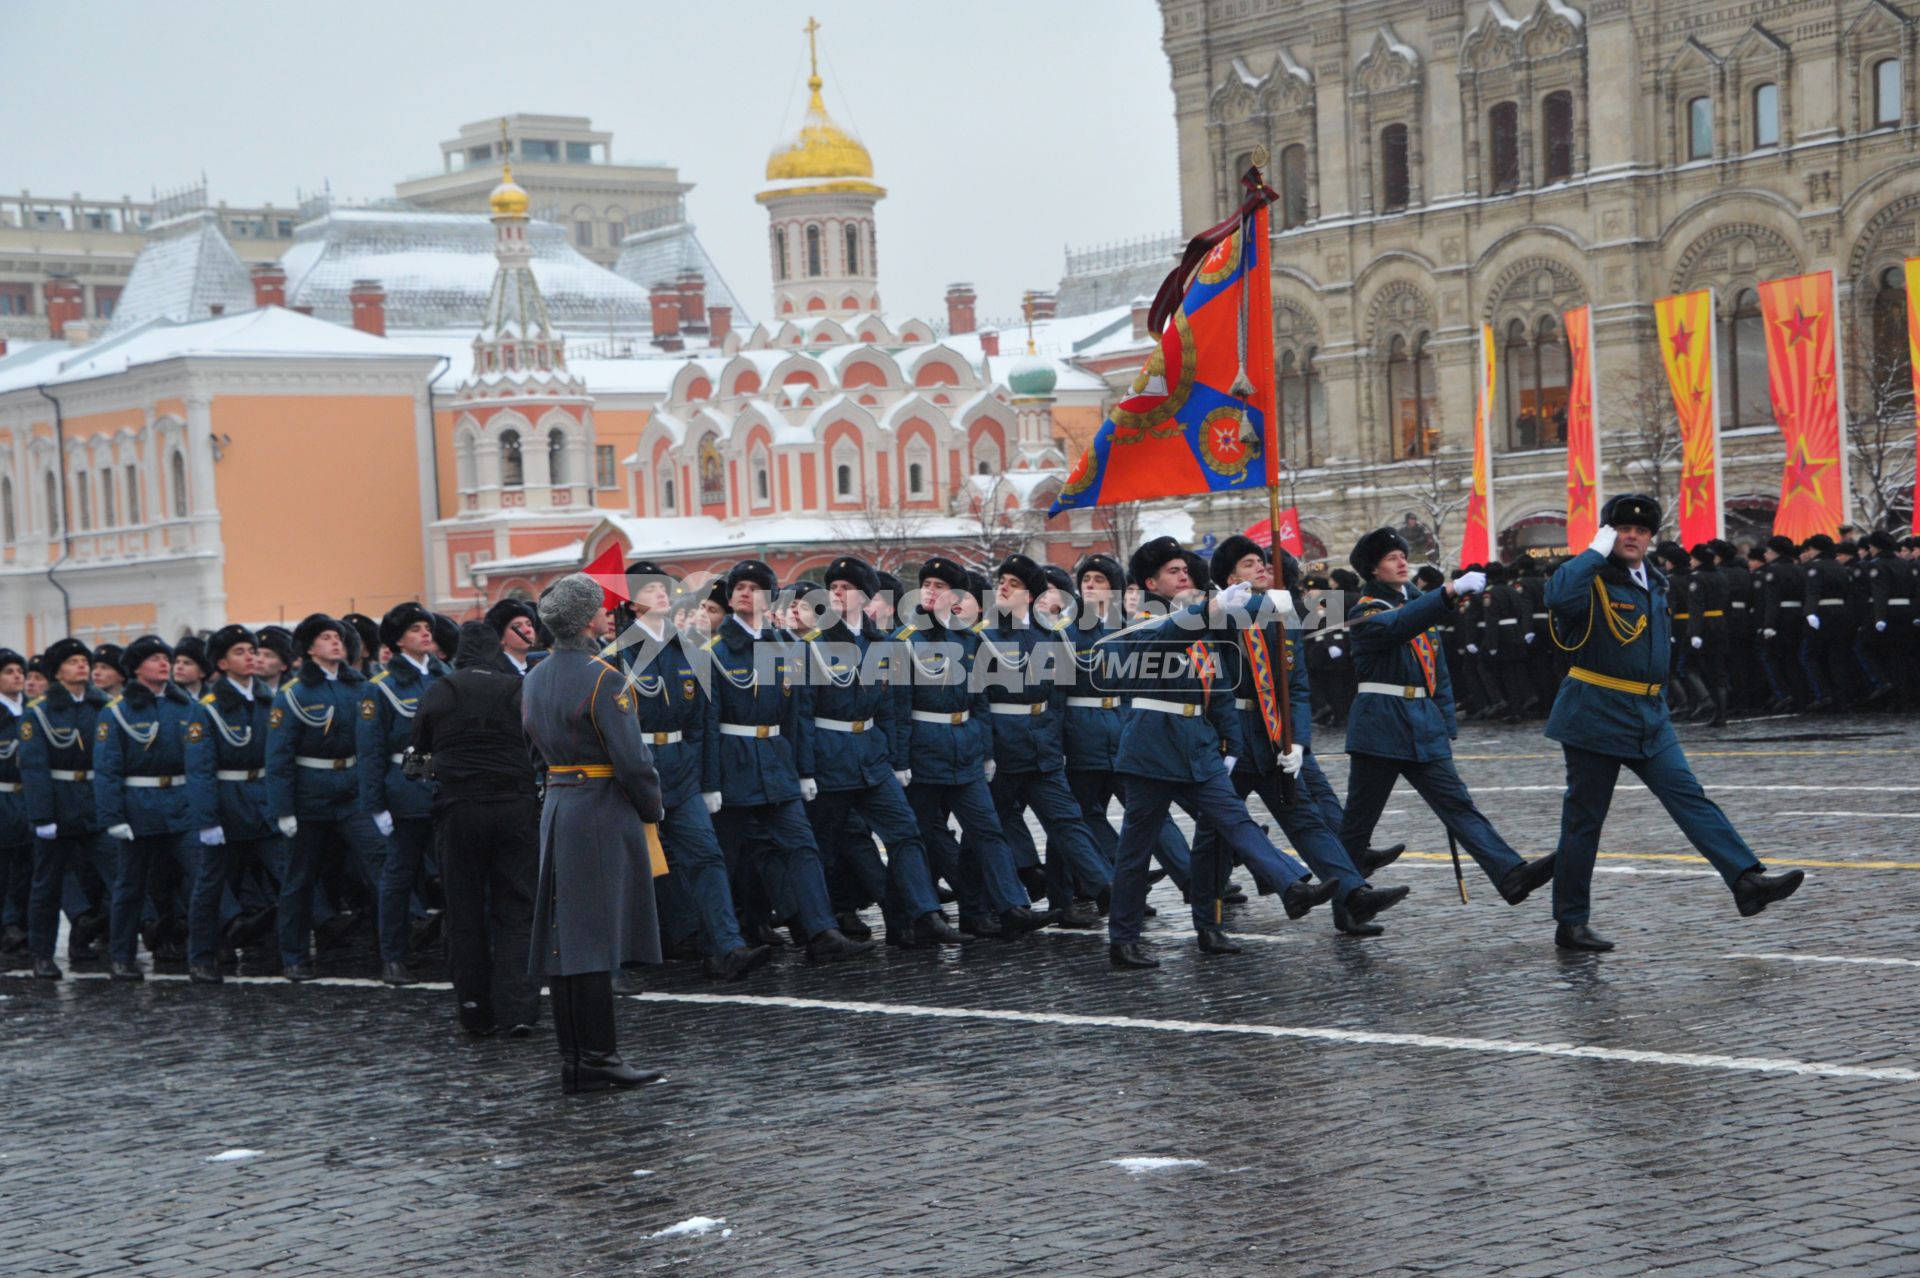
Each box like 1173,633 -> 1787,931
681,679 -> 696,700
269,708 -> 285,729
18,722 -> 30,741
616,693 -> 632,711
187,722 -> 205,744
96,723 -> 110,742
360,701 -> 377,721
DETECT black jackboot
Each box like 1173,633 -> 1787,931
561,972 -> 662,1095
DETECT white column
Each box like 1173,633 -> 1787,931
183,390 -> 229,623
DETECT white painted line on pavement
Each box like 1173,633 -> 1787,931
1774,811 -> 1920,819
1468,784 -> 1914,793
626,991 -> 1920,1084
1726,952 -> 1920,970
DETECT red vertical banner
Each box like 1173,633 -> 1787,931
1654,290 -> 1723,544
1904,257 -> 1920,535
1248,200 -> 1278,491
1562,305 -> 1601,548
1757,270 -> 1849,542
1458,322 -> 1495,565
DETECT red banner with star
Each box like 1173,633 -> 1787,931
1758,271 -> 1849,542
1244,508 -> 1305,556
1654,290 -> 1722,544
1563,305 -> 1600,548
1905,257 -> 1920,535
1458,323 -> 1495,566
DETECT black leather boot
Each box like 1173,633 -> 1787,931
1498,854 -> 1558,905
1359,844 -> 1406,875
1108,942 -> 1159,969
702,944 -> 773,980
911,912 -> 967,945
806,928 -> 876,963
1337,884 -> 1410,932
564,972 -> 663,1095
1734,866 -> 1805,918
1282,877 -> 1338,919
1555,922 -> 1615,951
1195,927 -> 1242,955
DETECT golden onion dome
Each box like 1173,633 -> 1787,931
489,159 -> 530,217
766,75 -> 874,181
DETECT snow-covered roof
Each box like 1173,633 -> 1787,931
611,221 -> 751,326
105,210 -> 257,334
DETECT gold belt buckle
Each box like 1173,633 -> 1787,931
1030,703 -> 1045,715
1403,687 -> 1417,699
949,712 -> 965,725
1102,696 -> 1115,709
851,720 -> 867,734
755,725 -> 771,739
159,776 -> 175,788
1183,704 -> 1197,717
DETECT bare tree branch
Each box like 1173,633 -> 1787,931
1843,319 -> 1919,533
824,493 -> 937,573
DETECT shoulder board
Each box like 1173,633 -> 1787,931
1350,599 -> 1392,617
589,656 -> 621,676
893,624 -> 918,640
801,628 -> 822,642
599,642 -> 620,659
200,693 -> 215,704
26,696 -> 44,708
105,696 -> 123,709
702,635 -> 722,651
370,671 -> 390,684
969,620 -> 987,634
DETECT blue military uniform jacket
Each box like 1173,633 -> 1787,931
19,684 -> 108,835
93,682 -> 197,836
891,618 -> 994,786
186,677 -> 275,841
1345,584 -> 1460,763
267,663 -> 369,822
1543,549 -> 1679,760
974,615 -> 1070,775
1097,597 -> 1243,784
1057,616 -> 1126,772
702,617 -> 812,806
798,617 -> 905,792
1217,614 -> 1310,777
610,622 -> 716,809
0,696 -> 26,846
357,655 -> 447,821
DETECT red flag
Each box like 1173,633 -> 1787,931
1244,509 -> 1304,556
1458,324 -> 1496,566
1906,257 -> 1920,535
583,541 -> 629,609
1654,290 -> 1723,545
1563,305 -> 1601,548
1758,271 -> 1849,541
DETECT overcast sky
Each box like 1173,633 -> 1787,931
4,0 -> 1178,328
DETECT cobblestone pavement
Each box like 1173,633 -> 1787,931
5,716 -> 1919,1277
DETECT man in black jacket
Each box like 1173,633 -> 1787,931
410,621 -> 540,1038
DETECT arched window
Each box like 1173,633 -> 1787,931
1752,83 -> 1779,148
1387,333 -> 1435,458
844,224 -> 860,276
170,449 -> 188,516
806,224 -> 823,277
908,461 -> 925,496
455,433 -> 477,492
662,474 -> 677,512
547,428 -> 568,486
1872,266 -> 1912,396
1380,124 -> 1411,210
1875,58 -> 1902,127
1719,288 -> 1773,430
74,470 -> 90,531
499,430 -> 524,488
44,471 -> 59,534
124,463 -> 139,524
753,446 -> 770,503
1,475 -> 14,544
1488,101 -> 1520,193
835,462 -> 853,497
98,467 -> 114,527
1280,348 -> 1323,466
1542,91 -> 1575,182
1687,95 -> 1714,159
1533,316 -> 1571,449
1280,144 -> 1309,229
1503,319 -> 1534,451
773,226 -> 789,280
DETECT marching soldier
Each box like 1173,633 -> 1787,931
18,638 -> 112,978
1801,535 -> 1850,710
91,644 -> 126,698
341,613 -> 382,676
172,635 -> 212,701
93,635 -> 199,981
1863,531 -> 1916,709
1513,555 -> 1556,714
1719,540 -> 1761,714
0,649 -> 30,964
1757,536 -> 1807,712
362,602 -> 450,986
1684,544 -> 1732,727
1480,562 -> 1536,722
1544,496 -> 1804,950
256,626 -> 295,694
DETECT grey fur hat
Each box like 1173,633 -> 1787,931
538,573 -> 604,640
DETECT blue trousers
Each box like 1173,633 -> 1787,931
1194,769 -> 1367,928
712,799 -> 837,940
110,831 -> 196,965
1552,742 -> 1761,925
1297,750 -> 1347,839
1340,753 -> 1524,886
907,779 -> 1029,918
992,769 -> 1111,910
192,834 -> 283,965
28,831 -> 112,961
280,813 -> 387,968
808,778 -> 941,933
377,816 -> 433,965
1110,769 -> 1307,945
1,837 -> 30,930
656,791 -> 747,956
1066,768 -> 1192,889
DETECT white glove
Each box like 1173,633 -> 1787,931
107,823 -> 134,841
372,810 -> 394,837
1453,571 -> 1487,596
1807,613 -> 1821,630
34,823 -> 57,840
702,791 -> 723,815
1217,580 -> 1254,611
1876,620 -> 1888,632
1263,588 -> 1294,617
1280,744 -> 1304,777
1466,643 -> 1480,655
198,827 -> 225,847
1222,755 -> 1238,774
799,778 -> 819,802
1524,631 -> 1537,645
893,769 -> 912,788
1588,525 -> 1618,557
1762,628 -> 1777,639
1690,636 -> 1703,650
1327,645 -> 1342,659
984,760 -> 997,783
278,816 -> 299,838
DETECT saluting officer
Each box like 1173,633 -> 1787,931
361,602 -> 449,987
18,638 -> 112,979
0,649 -> 32,964
1544,495 -> 1805,950
267,614 -> 387,981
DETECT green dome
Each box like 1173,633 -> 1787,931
1007,355 -> 1057,397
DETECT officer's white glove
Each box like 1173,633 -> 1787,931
1524,631 -> 1537,645
278,816 -> 299,838
198,827 -> 225,847
1327,645 -> 1342,659
799,778 -> 819,802
1453,570 -> 1487,596
372,810 -> 394,837
1690,636 -> 1703,650
1807,613 -> 1822,630
1217,580 -> 1254,611
1263,588 -> 1294,618
1762,628 -> 1777,639
1588,525 -> 1618,557
107,823 -> 134,841
1221,755 -> 1237,774
1466,643 -> 1480,655
893,769 -> 912,788
983,760 -> 997,783
702,791 -> 723,815
33,823 -> 57,840
1280,744 -> 1304,777
1876,620 -> 1888,632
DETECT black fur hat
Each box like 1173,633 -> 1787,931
483,598 -> 535,635
1600,493 -> 1662,532
120,634 -> 173,679
1209,533 -> 1267,588
91,642 -> 124,672
1073,553 -> 1126,593
1805,533 -> 1836,554
1349,527 -> 1410,580
257,625 -> 296,666
0,647 -> 24,675
993,553 -> 1047,597
207,624 -> 257,669
1128,536 -> 1186,589
341,612 -> 381,657
824,555 -> 879,597
292,613 -> 345,655
430,613 -> 461,660
379,602 -> 433,651
917,555 -> 970,591
1689,543 -> 1718,566
725,559 -> 778,596
1766,535 -> 1797,558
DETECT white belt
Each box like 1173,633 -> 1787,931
0,781 -> 20,793
1890,598 -> 1913,606
125,775 -> 188,789
295,755 -> 356,770
1731,601 -> 1747,609
1779,599 -> 1801,607
911,710 -> 969,725
50,769 -> 91,782
989,703 -> 1047,716
646,731 -> 683,746
814,718 -> 872,734
719,723 -> 779,739
1232,698 -> 1256,711
1066,696 -> 1120,710
216,769 -> 265,782
1496,618 -> 1520,626
1532,612 -> 1549,619
1818,598 -> 1844,606
389,753 -> 406,764
1132,697 -> 1203,717
1357,681 -> 1427,699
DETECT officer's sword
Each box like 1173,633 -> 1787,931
1447,830 -> 1468,904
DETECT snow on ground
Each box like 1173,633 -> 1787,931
649,1216 -> 727,1238
1106,1157 -> 1207,1174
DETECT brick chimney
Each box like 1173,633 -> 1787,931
43,275 -> 84,341
707,304 -> 732,347
349,280 -> 387,337
251,262 -> 287,309
1027,290 -> 1058,321
649,283 -> 683,352
945,282 -> 977,335
1130,295 -> 1152,341
674,269 -> 707,334
981,330 -> 1000,357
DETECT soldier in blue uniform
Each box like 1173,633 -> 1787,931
797,555 -> 961,948
1544,495 -> 1805,950
486,598 -> 541,677
267,614 -> 388,981
0,648 -> 30,965
612,560 -> 771,979
895,556 -> 1053,939
256,626 -> 295,696
94,635 -> 200,981
90,643 -> 126,699
19,637 -> 112,979
1338,528 -> 1558,908
702,560 -> 873,963
1102,537 -> 1334,970
359,602 -> 449,986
